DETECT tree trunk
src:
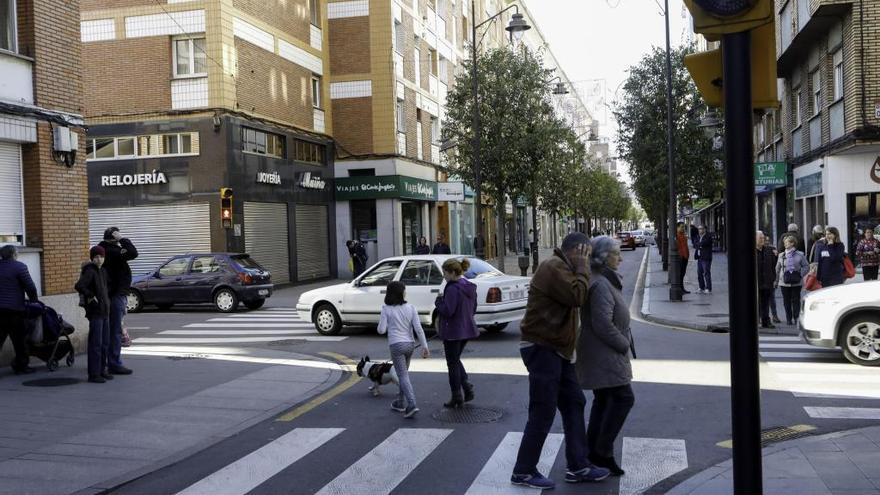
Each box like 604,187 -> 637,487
495,194 -> 506,273
531,202 -> 539,274
660,217 -> 669,272
552,212 -> 558,248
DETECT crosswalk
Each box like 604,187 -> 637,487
173,428 -> 688,495
132,307 -> 343,346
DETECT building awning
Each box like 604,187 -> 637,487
689,200 -> 724,218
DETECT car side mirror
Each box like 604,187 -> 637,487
153,271 -> 162,279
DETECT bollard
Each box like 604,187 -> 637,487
518,256 -> 530,277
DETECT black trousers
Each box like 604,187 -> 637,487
864,266 -> 879,281
443,339 -> 470,398
0,309 -> 30,370
758,288 -> 774,325
679,256 -> 688,287
587,384 -> 635,459
780,286 -> 802,322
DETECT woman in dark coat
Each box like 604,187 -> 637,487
415,236 -> 430,255
434,258 -> 479,408
815,226 -> 847,288
577,236 -> 634,477
75,246 -> 112,383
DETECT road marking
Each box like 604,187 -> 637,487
620,438 -> 688,495
759,336 -> 802,342
465,432 -> 563,495
125,326 -> 150,330
767,361 -> 868,371
134,336 -> 344,344
759,352 -> 842,359
159,330 -> 315,335
206,318 -> 305,323
777,373 -> 880,384
804,407 -> 880,420
185,323 -> 314,328
175,427 -> 343,495
276,352 -> 361,422
316,428 -> 452,495
759,343 -> 834,350
793,392 -> 880,400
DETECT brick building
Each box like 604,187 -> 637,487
1,0 -> 89,365
79,0 -> 337,286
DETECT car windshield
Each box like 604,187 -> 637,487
232,255 -> 263,270
462,258 -> 503,279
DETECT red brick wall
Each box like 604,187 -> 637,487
329,17 -> 370,75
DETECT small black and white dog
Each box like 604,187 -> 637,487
356,356 -> 399,396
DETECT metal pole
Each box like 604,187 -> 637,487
723,30 -> 763,495
471,1 -> 483,258
665,0 -> 683,300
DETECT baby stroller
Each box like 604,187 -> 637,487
24,301 -> 76,371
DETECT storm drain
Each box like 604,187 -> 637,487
698,313 -> 729,318
432,406 -> 503,424
22,378 -> 81,387
760,424 -> 816,446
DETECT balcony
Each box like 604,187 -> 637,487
777,1 -> 851,75
0,52 -> 34,105
809,114 -> 821,150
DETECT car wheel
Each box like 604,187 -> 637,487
214,289 -> 239,313
126,291 -> 143,313
839,315 -> 880,366
314,303 -> 342,336
244,299 -> 265,310
156,303 -> 174,311
484,323 -> 508,333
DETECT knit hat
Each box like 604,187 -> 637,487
89,245 -> 106,259
561,232 -> 590,252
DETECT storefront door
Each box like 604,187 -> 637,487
401,201 -> 423,255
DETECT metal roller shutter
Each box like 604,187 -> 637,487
244,202 -> 291,284
89,203 -> 211,276
0,142 -> 24,239
295,204 -> 330,281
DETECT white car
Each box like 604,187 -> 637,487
630,230 -> 647,247
297,255 -> 530,336
799,280 -> 880,366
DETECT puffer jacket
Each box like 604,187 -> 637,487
435,278 -> 479,341
576,267 -> 633,390
0,259 -> 38,311
75,262 -> 111,319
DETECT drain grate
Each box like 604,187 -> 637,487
22,377 -> 81,387
432,405 -> 503,424
698,313 -> 729,318
761,425 -> 816,446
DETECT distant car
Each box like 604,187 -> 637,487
615,232 -> 637,250
630,230 -> 647,247
127,253 -> 273,313
800,281 -> 880,366
296,255 -> 529,336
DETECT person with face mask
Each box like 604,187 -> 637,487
75,246 -> 113,383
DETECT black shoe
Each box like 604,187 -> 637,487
88,375 -> 106,384
772,316 -> 782,324
443,397 -> 464,409
588,454 -> 625,476
13,366 -> 36,375
786,319 -> 793,326
463,383 -> 475,402
108,366 -> 133,375
101,372 -> 114,380
682,289 -> 691,294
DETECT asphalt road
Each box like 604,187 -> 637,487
109,248 -> 879,494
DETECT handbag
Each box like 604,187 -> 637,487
783,270 -> 800,285
843,255 -> 855,279
804,271 -> 822,291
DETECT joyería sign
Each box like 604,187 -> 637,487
256,171 -> 281,185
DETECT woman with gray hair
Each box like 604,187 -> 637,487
576,236 -> 635,477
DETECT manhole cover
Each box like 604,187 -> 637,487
432,405 -> 503,424
22,378 -> 81,387
698,313 -> 729,318
268,339 -> 305,347
166,354 -> 208,361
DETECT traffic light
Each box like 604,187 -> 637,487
220,187 -> 233,229
683,0 -> 773,37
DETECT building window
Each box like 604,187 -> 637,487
0,0 -> 16,53
162,133 -> 193,155
429,49 -> 438,76
438,56 -> 448,81
811,70 -> 821,116
293,139 -> 325,164
116,137 -> 136,157
430,116 -> 440,144
311,76 -> 322,109
414,48 -> 421,85
393,20 -> 404,54
309,0 -> 320,26
832,50 -> 843,101
793,88 -> 802,126
396,100 -> 406,133
242,127 -> 285,158
173,38 -> 207,78
86,133 -> 198,160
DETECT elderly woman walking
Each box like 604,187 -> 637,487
577,236 -> 635,477
776,235 -> 809,325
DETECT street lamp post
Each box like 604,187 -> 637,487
664,0 -> 683,301
470,3 -> 530,259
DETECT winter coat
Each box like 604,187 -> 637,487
777,231 -> 806,254
415,244 -> 431,255
855,238 -> 880,267
576,266 -> 633,390
815,241 -> 846,288
350,244 -> 368,272
434,278 -> 479,341
694,234 -> 714,262
775,249 -> 809,287
75,262 -> 111,319
0,259 -> 38,312
432,242 -> 452,254
756,246 -> 777,290
676,232 -> 690,259
519,249 -> 589,361
99,238 -> 138,297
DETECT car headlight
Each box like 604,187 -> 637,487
808,299 -> 840,312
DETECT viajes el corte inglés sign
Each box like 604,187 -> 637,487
335,175 -> 437,201
101,170 -> 167,187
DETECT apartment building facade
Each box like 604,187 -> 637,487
0,0 -> 89,365
79,0 -> 337,284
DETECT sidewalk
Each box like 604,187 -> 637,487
667,426 -> 880,494
639,246 -> 798,335
0,347 -> 343,495
490,248 -> 555,277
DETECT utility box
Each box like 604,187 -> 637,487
53,126 -> 76,152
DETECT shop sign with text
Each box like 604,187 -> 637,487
438,182 -> 465,201
754,162 -> 787,188
795,171 -> 823,198
101,170 -> 167,187
298,172 -> 327,190
256,171 -> 281,185
335,175 -> 437,201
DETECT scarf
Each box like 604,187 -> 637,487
785,247 -> 796,272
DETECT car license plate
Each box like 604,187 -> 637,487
258,289 -> 269,296
510,290 -> 524,300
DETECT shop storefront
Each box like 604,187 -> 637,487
754,161 -> 789,246
793,160 -> 825,250
440,182 -> 474,255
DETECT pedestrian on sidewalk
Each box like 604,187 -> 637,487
855,227 -> 879,281
434,258 -> 479,409
756,232 -> 778,329
690,223 -> 699,250
778,223 -> 806,253
0,245 -> 39,375
377,281 -> 429,419
694,226 -> 713,294
415,236 -> 430,255
764,234 -> 782,324
99,227 -> 137,376
473,232 -> 486,259
775,235 -> 809,325
676,222 -> 690,294
75,246 -> 113,384
807,225 -> 825,263
577,236 -> 634,477
815,227 -> 847,288
432,233 -> 452,254
511,233 -> 610,489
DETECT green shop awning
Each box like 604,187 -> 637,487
335,175 -> 438,201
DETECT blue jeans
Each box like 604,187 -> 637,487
108,294 -> 126,369
697,259 -> 712,291
514,344 -> 588,475
87,316 -> 110,377
390,342 -> 416,408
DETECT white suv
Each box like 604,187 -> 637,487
799,281 -> 880,366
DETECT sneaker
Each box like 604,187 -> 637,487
772,316 -> 782,324
510,472 -> 556,490
390,400 -> 406,412
695,289 -> 704,294
403,406 -> 419,418
565,465 -> 611,483
100,372 -> 115,381
706,290 -> 712,294
87,375 -> 106,384
109,366 -> 133,375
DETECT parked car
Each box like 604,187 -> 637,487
615,232 -> 637,250
799,281 -> 880,366
296,255 -> 529,336
127,253 -> 273,313
630,230 -> 647,247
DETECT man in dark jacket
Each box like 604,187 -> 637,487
756,232 -> 778,329
75,246 -> 113,383
99,227 -> 137,375
778,223 -> 806,253
473,232 -> 486,259
0,245 -> 39,374
694,226 -> 714,294
432,233 -> 452,254
511,233 -> 609,489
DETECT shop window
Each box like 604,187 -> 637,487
1,0 -> 16,53
293,139 -> 325,164
173,38 -> 207,78
242,127 -> 285,158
